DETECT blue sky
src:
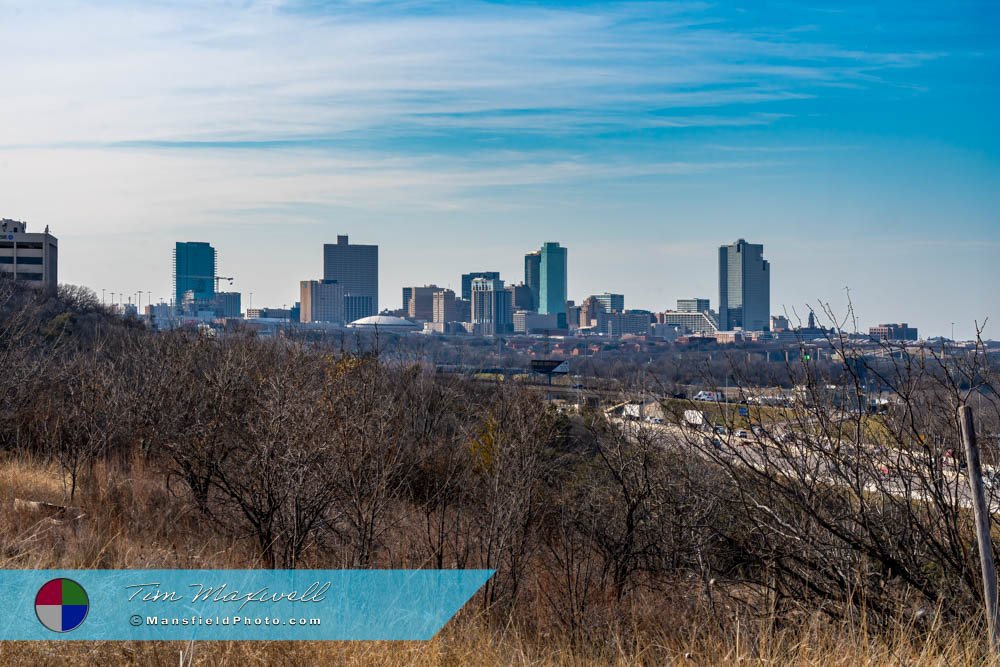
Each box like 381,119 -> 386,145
0,1 -> 997,338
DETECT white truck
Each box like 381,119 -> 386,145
683,409 -> 706,427
693,390 -> 724,402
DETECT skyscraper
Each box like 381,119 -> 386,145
432,289 -> 457,325
594,292 -> 625,313
173,241 -> 216,311
323,235 -> 378,320
471,277 -> 512,336
404,285 -> 440,321
537,242 -> 568,328
507,283 -> 534,311
718,239 -> 770,331
523,250 -> 541,311
461,271 -> 500,302
300,280 -> 345,324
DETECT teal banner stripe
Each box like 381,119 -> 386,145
0,569 -> 493,640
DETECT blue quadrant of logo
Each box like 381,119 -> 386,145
60,605 -> 89,631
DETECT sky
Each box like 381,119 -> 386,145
0,0 -> 997,339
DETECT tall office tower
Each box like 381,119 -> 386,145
432,289 -> 457,324
507,283 -> 534,312
300,280 -> 345,324
718,239 -> 770,331
455,298 -> 471,323
173,241 -> 216,310
405,285 -> 440,321
677,298 -> 710,314
594,292 -> 625,313
461,271 -> 500,302
471,277 -> 512,336
323,235 -> 378,320
0,219 -> 58,293
401,287 -> 415,315
523,250 -> 541,311
537,242 -> 568,328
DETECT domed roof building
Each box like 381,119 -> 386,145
346,315 -> 421,332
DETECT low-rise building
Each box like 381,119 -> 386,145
0,219 -> 58,293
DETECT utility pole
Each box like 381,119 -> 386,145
961,404 -> 999,653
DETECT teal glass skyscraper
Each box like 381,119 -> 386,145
173,241 -> 216,311
537,242 -> 567,328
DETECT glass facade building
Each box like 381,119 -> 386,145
718,239 -> 770,331
173,241 -> 216,311
537,242 -> 567,328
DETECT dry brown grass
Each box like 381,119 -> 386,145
1,456 -> 997,666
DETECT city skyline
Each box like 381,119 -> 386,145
1,2 -> 996,338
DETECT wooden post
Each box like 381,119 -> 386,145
961,404 -> 999,652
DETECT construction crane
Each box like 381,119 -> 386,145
185,275 -> 235,291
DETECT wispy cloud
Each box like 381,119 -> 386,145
0,0 -> 944,148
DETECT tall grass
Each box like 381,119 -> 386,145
0,454 -> 996,665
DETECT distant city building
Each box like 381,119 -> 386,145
770,315 -> 790,331
344,295 -> 375,323
401,285 -> 440,321
401,286 -> 415,314
507,283 -> 534,312
432,289 -> 457,326
566,300 -> 581,331
523,251 -> 541,311
173,241 -> 216,312
323,235 -> 378,319
869,323 -> 918,341
595,292 -> 625,313
0,219 -> 58,293
537,242 -> 568,328
471,277 -> 513,336
461,271 -> 500,302
677,298 -> 710,314
146,302 -> 176,329
246,307 -> 291,321
300,280 -> 345,324
579,296 -> 603,328
596,310 -> 652,337
661,310 -> 719,335
213,292 -> 242,319
650,322 -> 684,341
454,297 -> 471,324
718,239 -> 770,331
514,311 -> 559,334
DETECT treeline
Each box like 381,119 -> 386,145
1,279 -> 999,655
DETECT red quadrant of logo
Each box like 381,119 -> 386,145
35,579 -> 63,605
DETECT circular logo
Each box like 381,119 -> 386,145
35,578 -> 89,633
